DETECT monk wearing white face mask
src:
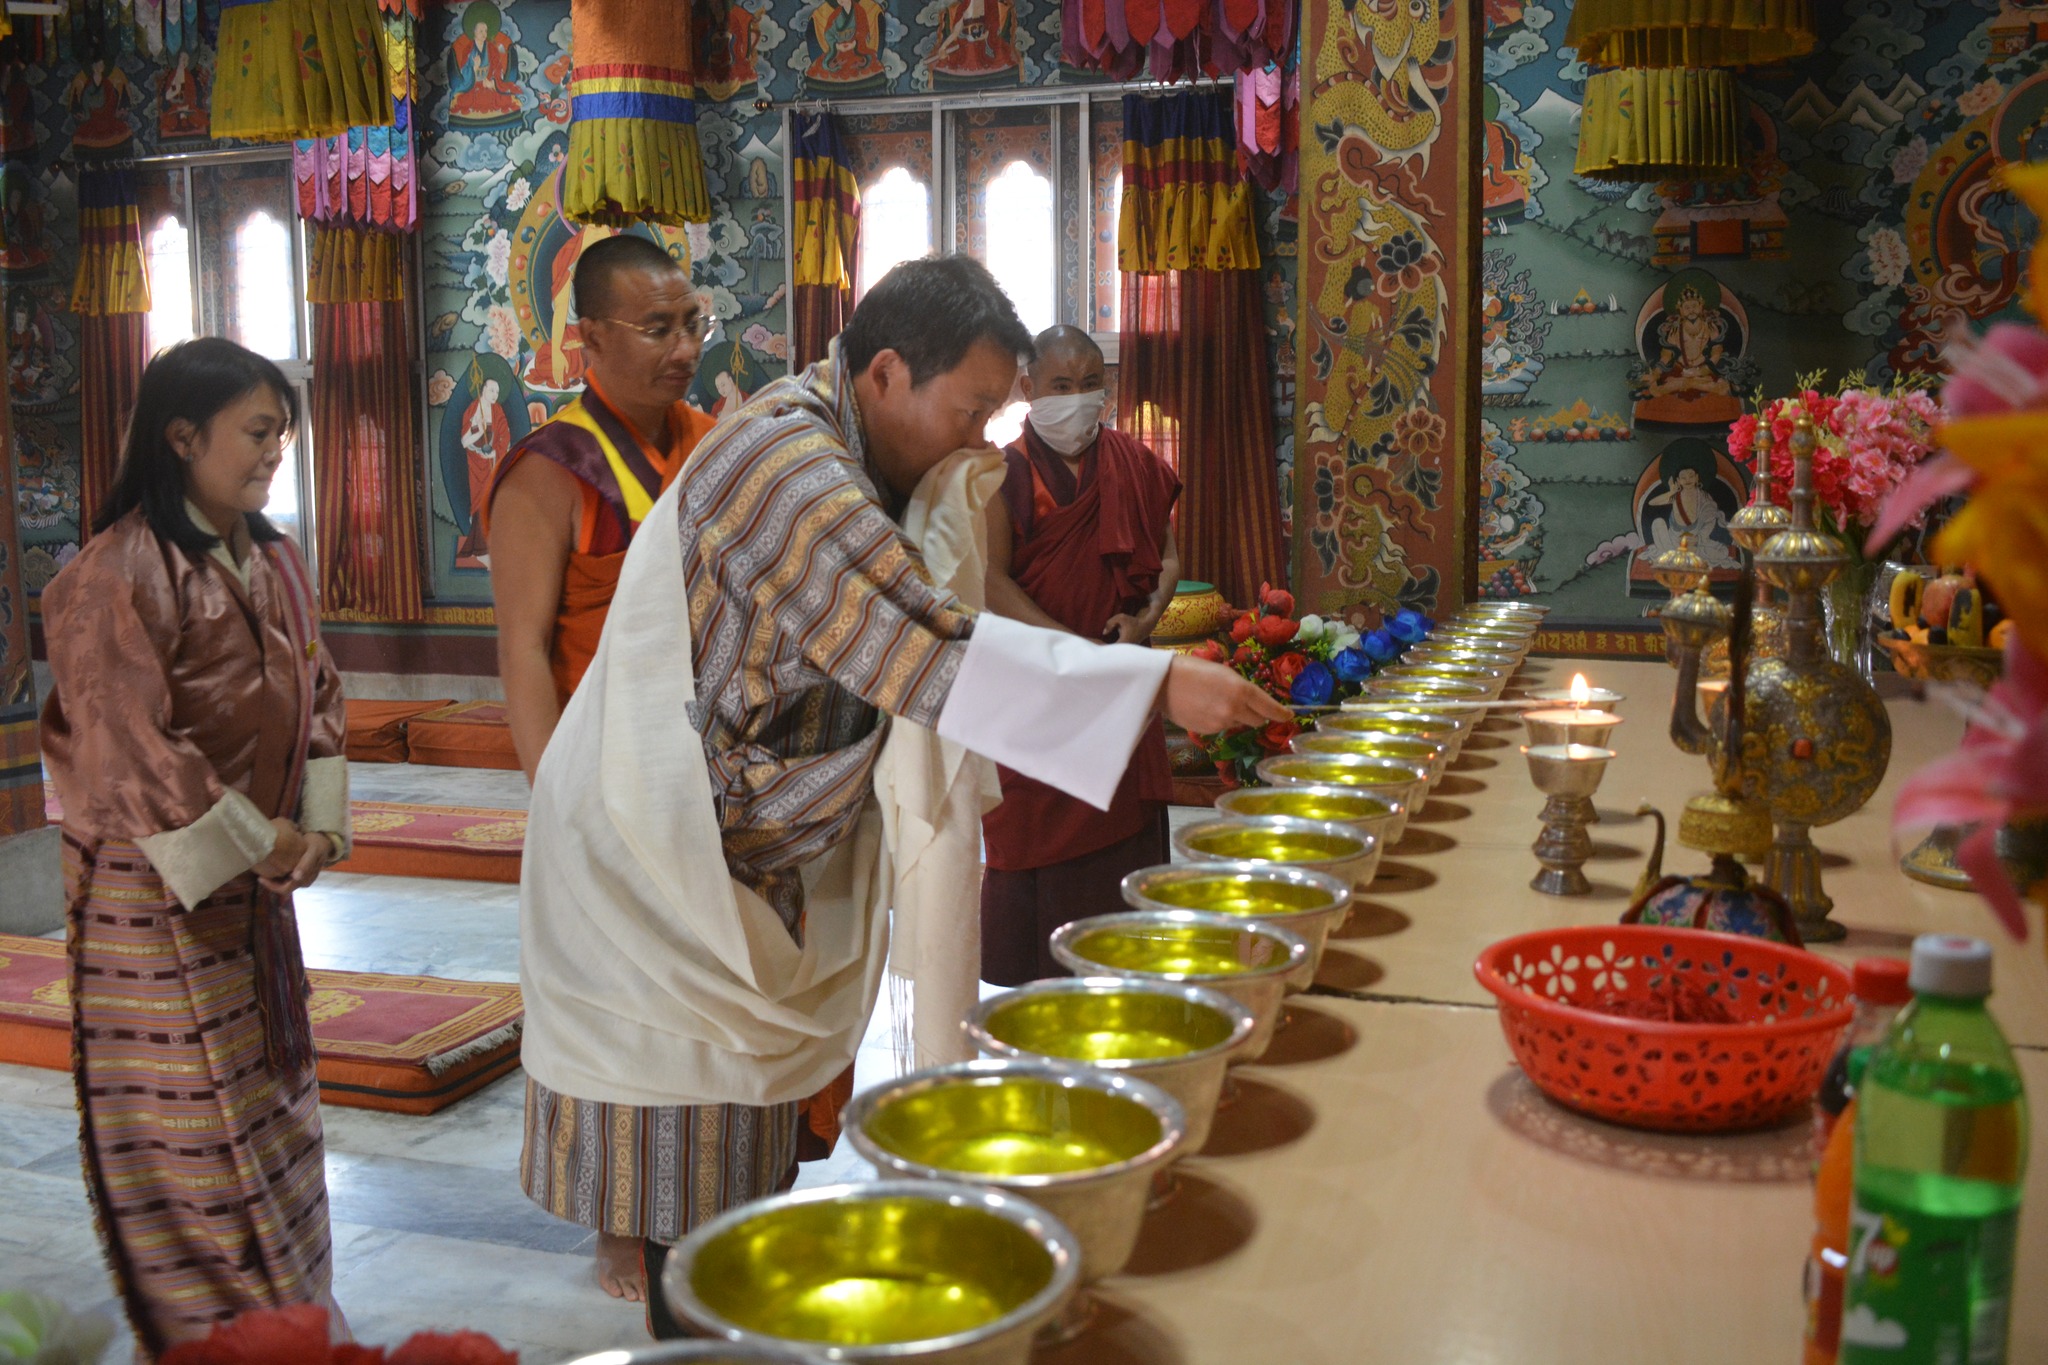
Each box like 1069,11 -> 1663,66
980,324 -> 1182,985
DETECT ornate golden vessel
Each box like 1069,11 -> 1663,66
1664,417 -> 1890,941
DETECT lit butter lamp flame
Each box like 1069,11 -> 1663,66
1570,673 -> 1591,710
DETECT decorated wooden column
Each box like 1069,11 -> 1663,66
0,325 -> 59,935
1291,0 -> 1479,620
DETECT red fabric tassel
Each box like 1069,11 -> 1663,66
253,893 -> 316,1074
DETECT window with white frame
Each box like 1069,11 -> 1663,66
136,155 -> 317,559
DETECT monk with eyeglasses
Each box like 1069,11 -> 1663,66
487,234 -> 718,781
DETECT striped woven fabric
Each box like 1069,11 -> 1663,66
1118,89 -> 1261,273
564,0 -> 710,224
520,1077 -> 799,1242
67,835 -> 333,1356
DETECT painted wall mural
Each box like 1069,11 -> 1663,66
1468,0 -> 2048,630
1292,0 -> 1477,620
414,0 -> 1294,604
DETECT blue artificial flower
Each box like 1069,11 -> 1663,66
1289,661 -> 1336,707
1329,646 -> 1373,684
1361,629 -> 1399,663
1388,610 -> 1430,644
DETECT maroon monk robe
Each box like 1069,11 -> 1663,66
980,419 -> 1180,985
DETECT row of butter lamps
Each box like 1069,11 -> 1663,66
573,603 -> 1576,1364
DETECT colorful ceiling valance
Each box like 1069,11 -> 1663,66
293,0 -> 420,232
1564,0 -> 1816,68
1574,66 -> 1741,181
1234,62 -> 1296,193
70,167 -> 150,317
1065,0 -> 1300,191
564,0 -> 710,226
1119,90 -> 1260,273
790,113 -> 860,290
1064,0 -> 1294,82
211,0 -> 394,143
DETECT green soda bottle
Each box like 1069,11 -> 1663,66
1841,934 -> 2029,1365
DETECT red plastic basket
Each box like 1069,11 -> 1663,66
1473,925 -> 1855,1132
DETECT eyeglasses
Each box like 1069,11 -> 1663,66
589,313 -> 714,346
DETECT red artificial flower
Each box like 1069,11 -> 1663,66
1259,582 -> 1295,618
1269,652 -> 1310,690
1260,719 -> 1300,751
161,1307 -> 388,1365
387,1332 -> 520,1365
1254,615 -> 1299,648
1188,639 -> 1228,664
1229,612 -> 1257,643
1231,642 -> 1261,668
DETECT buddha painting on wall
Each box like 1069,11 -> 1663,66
806,0 -> 887,91
1630,269 -> 1751,429
450,2 -> 526,125
1626,436 -> 1747,598
927,0 -> 1019,86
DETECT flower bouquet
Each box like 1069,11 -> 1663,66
1183,582 -> 1432,787
1727,376 -> 1939,668
1872,167 -> 2048,949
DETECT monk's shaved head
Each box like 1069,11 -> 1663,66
1028,325 -> 1102,380
1023,325 -> 1106,398
573,234 -> 685,321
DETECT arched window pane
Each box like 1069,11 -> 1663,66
858,166 -> 931,298
985,160 -> 1053,336
233,210 -> 296,360
145,214 -> 194,358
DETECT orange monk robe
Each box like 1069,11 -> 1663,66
484,375 -> 718,703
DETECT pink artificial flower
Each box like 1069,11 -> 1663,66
1866,323 -> 2048,553
1893,632 -> 2048,939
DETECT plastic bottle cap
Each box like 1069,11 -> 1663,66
1850,956 -> 1912,1006
1908,934 -> 1993,999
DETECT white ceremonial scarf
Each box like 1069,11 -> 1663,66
518,454 -> 1171,1110
873,450 -> 1006,1071
518,471 -> 891,1110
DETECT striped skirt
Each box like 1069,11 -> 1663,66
520,1078 -> 802,1244
66,835 -> 333,1357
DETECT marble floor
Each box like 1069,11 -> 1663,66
0,763 -> 1209,1363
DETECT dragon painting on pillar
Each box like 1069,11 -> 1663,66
1293,0 -> 1478,621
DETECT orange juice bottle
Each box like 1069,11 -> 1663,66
1803,958 -> 1909,1364
1804,1057 -> 1861,1364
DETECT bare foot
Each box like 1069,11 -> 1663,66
597,1231 -> 646,1302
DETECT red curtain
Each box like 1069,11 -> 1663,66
311,289 -> 425,621
789,284 -> 850,372
78,314 -> 148,536
1118,268 -> 1287,609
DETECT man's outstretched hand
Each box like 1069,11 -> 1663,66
1160,654 -> 1292,734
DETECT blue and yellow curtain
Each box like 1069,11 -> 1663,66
211,0 -> 394,142
789,111 -> 860,370
71,168 -> 150,318
791,113 -> 860,290
1118,90 -> 1260,274
565,0 -> 710,225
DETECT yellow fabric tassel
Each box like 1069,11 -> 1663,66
1575,66 -> 1742,181
1563,0 -> 1816,68
564,114 -> 711,226
307,225 -> 405,303
211,0 -> 394,143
